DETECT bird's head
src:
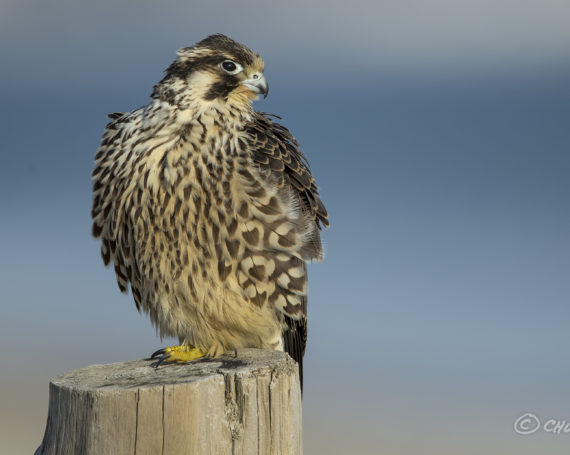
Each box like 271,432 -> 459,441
152,34 -> 268,111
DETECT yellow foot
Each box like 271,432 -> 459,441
150,345 -> 205,367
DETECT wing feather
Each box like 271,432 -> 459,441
249,112 -> 329,230
91,112 -> 144,310
245,112 -> 329,390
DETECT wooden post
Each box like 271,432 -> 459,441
35,349 -> 302,455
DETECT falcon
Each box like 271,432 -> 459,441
91,34 -> 328,388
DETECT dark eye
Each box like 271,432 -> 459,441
220,60 -> 243,75
222,61 -> 236,72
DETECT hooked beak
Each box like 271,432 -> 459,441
242,73 -> 268,99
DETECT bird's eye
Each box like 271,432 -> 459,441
220,60 -> 242,75
222,61 -> 236,72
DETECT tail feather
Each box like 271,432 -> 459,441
282,316 -> 307,394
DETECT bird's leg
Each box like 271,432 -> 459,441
150,345 -> 205,367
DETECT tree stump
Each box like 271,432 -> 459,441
35,349 -> 302,455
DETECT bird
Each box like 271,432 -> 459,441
91,34 -> 328,389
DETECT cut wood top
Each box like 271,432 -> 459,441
51,348 -> 297,391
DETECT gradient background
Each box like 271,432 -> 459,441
1,1 -> 569,453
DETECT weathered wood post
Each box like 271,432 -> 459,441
35,349 -> 302,455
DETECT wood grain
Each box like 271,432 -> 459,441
35,349 -> 302,455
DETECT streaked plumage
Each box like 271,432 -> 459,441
91,34 -> 328,387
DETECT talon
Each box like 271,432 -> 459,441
151,348 -> 168,359
154,354 -> 171,368
149,345 -> 205,367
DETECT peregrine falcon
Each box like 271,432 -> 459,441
91,34 -> 328,388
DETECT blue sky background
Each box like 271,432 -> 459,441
1,1 -> 569,453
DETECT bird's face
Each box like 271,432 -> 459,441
155,34 -> 268,110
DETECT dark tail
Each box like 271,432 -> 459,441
282,316 -> 307,394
